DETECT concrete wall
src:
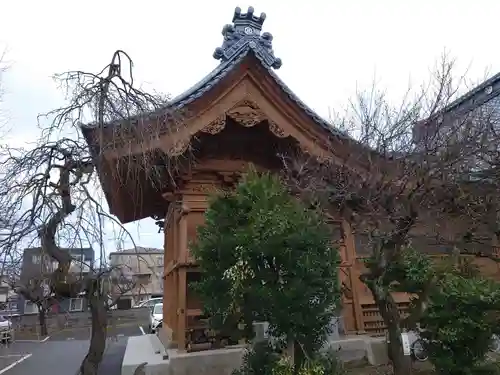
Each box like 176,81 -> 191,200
17,296 -> 90,315
7,307 -> 150,336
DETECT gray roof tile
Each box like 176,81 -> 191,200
168,6 -> 346,138
82,6 -> 347,140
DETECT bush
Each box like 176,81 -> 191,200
232,342 -> 345,375
191,168 -> 341,358
231,341 -> 281,375
420,271 -> 500,375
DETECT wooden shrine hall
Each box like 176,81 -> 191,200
81,6 -> 500,350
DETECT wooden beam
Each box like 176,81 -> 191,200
165,260 -> 176,276
186,309 -> 203,317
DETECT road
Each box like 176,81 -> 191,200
0,324 -> 142,375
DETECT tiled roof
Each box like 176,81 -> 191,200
81,6 -> 347,140
23,247 -> 94,259
109,247 -> 163,255
169,6 -> 347,139
442,72 -> 500,117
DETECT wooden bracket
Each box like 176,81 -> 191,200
180,204 -> 191,216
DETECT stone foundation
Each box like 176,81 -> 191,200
124,332 -> 390,375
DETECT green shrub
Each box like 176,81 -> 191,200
192,168 -> 341,358
232,341 -> 281,375
420,272 -> 500,375
232,342 -> 346,375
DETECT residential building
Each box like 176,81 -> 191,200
413,71 -> 500,176
108,247 -> 164,308
18,247 -> 95,315
0,275 -> 19,315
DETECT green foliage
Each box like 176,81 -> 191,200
231,341 -> 281,375
232,342 -> 345,375
310,349 -> 346,375
362,246 -> 434,295
191,168 -> 341,356
420,271 -> 500,375
386,247 -> 434,293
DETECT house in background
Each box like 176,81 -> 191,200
18,247 -> 95,315
0,275 -> 19,315
108,247 -> 164,309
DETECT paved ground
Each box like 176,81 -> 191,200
0,324 -> 143,375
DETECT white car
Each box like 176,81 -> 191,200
0,316 -> 12,342
149,303 -> 163,334
134,297 -> 162,309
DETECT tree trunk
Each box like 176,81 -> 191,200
286,338 -> 295,365
37,306 -> 48,337
372,289 -> 411,375
385,317 -> 410,375
78,292 -> 107,375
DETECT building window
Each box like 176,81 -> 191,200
32,255 -> 41,264
69,298 -> 83,312
24,301 -> 38,315
157,256 -> 164,266
7,302 -> 17,311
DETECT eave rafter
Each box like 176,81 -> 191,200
104,82 -> 334,164
163,96 -> 333,163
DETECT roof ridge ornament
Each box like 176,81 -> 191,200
213,6 -> 282,70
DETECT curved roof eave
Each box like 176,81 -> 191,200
168,45 -> 349,140
80,45 -> 349,141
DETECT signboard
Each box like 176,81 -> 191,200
41,281 -> 51,297
401,332 -> 411,356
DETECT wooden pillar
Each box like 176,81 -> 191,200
162,205 -> 175,340
342,220 -> 365,333
176,203 -> 189,350
179,207 -> 188,264
162,218 -> 169,334
177,268 -> 187,350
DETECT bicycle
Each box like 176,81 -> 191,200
410,338 -> 428,362
386,330 -> 429,362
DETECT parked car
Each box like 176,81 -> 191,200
0,316 -> 12,342
134,297 -> 162,310
149,303 -> 163,334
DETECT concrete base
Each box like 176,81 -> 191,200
122,334 -> 245,375
166,346 -> 245,375
122,333 -> 389,375
325,335 -> 389,366
122,334 -> 170,375
158,326 -> 175,350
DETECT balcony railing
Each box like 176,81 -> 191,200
69,262 -> 91,273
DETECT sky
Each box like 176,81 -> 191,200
1,0 -> 500,255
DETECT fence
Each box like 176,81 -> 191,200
4,307 -> 150,337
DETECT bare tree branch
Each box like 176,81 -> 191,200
282,54 -> 500,375
0,50 -> 185,375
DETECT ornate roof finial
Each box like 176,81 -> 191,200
213,6 -> 282,70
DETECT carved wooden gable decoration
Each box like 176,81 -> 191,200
80,6 -> 352,223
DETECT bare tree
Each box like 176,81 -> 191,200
282,55 -> 500,375
0,50 -> 183,375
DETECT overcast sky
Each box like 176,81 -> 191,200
1,0 -> 500,255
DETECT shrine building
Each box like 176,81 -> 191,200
81,6 -> 500,351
